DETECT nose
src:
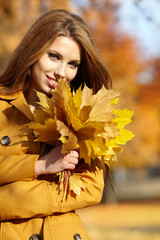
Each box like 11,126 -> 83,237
54,63 -> 65,80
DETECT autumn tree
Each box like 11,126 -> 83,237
127,58 -> 160,168
0,0 -> 70,72
74,0 -> 160,168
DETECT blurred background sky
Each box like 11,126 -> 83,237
116,0 -> 160,58
0,0 -> 160,239
72,0 -> 160,58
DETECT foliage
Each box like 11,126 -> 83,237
28,80 -> 134,198
29,80 -> 134,164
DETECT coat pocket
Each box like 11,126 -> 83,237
43,212 -> 90,240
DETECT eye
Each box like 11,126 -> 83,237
69,62 -> 79,69
48,52 -> 59,60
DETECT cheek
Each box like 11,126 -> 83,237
33,57 -> 51,74
31,60 -> 49,80
67,69 -> 78,82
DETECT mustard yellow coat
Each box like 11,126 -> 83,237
0,91 -> 106,240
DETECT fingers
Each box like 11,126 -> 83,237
36,146 -> 80,175
60,161 -> 77,170
61,150 -> 79,170
65,150 -> 79,161
44,146 -> 80,173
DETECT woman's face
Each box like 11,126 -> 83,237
30,36 -> 81,96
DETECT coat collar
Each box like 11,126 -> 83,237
0,91 -> 34,121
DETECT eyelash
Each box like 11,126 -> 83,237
48,52 -> 59,60
47,52 -> 79,69
69,62 -> 79,68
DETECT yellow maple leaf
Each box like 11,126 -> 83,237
82,86 -> 120,123
52,82 -> 122,163
56,119 -> 78,154
115,128 -> 135,145
36,91 -> 55,118
113,109 -> 134,129
29,79 -> 134,165
102,146 -> 118,164
69,174 -> 86,196
29,118 -> 60,145
34,108 -> 50,124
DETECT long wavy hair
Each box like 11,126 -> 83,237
0,9 -> 112,94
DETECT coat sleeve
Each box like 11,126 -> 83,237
0,154 -> 39,185
0,98 -> 41,185
0,159 -> 106,221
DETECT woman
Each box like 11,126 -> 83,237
0,9 -> 111,240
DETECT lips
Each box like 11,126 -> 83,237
46,75 -> 58,89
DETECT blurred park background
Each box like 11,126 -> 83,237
0,0 -> 160,239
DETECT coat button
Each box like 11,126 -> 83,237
73,233 -> 81,240
29,234 -> 41,240
0,136 -> 11,146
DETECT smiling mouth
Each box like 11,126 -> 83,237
46,75 -> 58,88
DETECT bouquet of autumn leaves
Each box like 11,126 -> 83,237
28,79 -> 134,200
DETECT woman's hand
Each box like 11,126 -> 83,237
35,145 -> 79,176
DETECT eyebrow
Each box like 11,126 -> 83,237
48,49 -> 81,63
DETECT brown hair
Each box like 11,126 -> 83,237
0,9 -> 112,94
